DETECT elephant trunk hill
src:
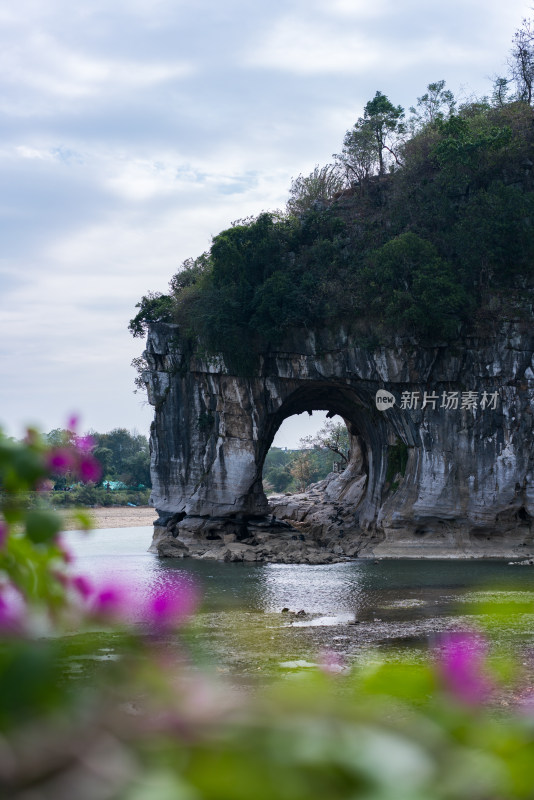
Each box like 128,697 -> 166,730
144,320 -> 534,562
131,100 -> 534,561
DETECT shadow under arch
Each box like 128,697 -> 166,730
256,381 -> 403,527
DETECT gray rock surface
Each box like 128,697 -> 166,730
142,320 -> 534,559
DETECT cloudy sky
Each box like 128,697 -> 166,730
0,0 -> 529,446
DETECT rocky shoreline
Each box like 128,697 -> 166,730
150,471 -> 379,563
150,513 -> 355,564
150,474 -> 534,563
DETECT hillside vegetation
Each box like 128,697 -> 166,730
131,28 -> 534,374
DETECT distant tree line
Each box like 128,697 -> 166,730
46,427 -> 151,490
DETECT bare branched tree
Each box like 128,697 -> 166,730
409,80 -> 456,127
289,451 -> 316,491
286,164 -> 345,216
509,17 -> 534,104
300,420 -> 350,465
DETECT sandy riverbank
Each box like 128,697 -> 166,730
60,506 -> 157,530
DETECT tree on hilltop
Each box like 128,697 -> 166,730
287,164 -> 344,216
335,91 -> 404,184
510,17 -> 534,104
363,91 -> 405,175
409,80 -> 456,127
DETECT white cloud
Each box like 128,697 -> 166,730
322,0 -> 391,17
15,145 -> 55,161
244,17 -> 380,75
105,158 -> 209,202
0,31 -> 193,112
245,13 -> 498,77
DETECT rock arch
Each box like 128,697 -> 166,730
145,322 -> 534,559
258,381 -> 391,527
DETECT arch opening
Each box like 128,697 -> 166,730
255,382 -> 386,530
263,412 -> 352,495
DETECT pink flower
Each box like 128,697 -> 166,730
146,580 -> 199,631
47,448 -> 75,474
79,456 -> 101,483
0,585 -> 26,633
75,435 -> 94,455
67,415 -> 79,433
88,580 -> 135,622
436,631 -> 493,706
72,574 -> 93,600
93,586 -> 125,615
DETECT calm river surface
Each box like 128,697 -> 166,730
66,527 -> 534,676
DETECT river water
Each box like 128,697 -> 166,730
66,527 -> 534,676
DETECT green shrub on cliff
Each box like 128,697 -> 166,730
357,233 -> 471,340
129,291 -> 174,338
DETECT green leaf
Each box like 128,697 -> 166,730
25,510 -> 62,544
72,509 -> 94,531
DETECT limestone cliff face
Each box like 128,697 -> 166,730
144,320 -> 534,558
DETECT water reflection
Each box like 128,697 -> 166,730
66,526 -> 534,628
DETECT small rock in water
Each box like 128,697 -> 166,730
296,609 -> 306,617
281,607 -> 289,613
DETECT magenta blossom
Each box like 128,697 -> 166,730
79,455 -> 101,483
47,448 -> 75,474
67,414 -> 79,433
72,574 -> 93,600
436,631 -> 493,706
47,443 -> 101,483
86,579 -> 136,623
146,580 -> 200,631
75,435 -> 94,454
93,586 -> 126,616
0,585 -> 26,633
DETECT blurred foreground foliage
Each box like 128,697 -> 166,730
2,427 -> 534,799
